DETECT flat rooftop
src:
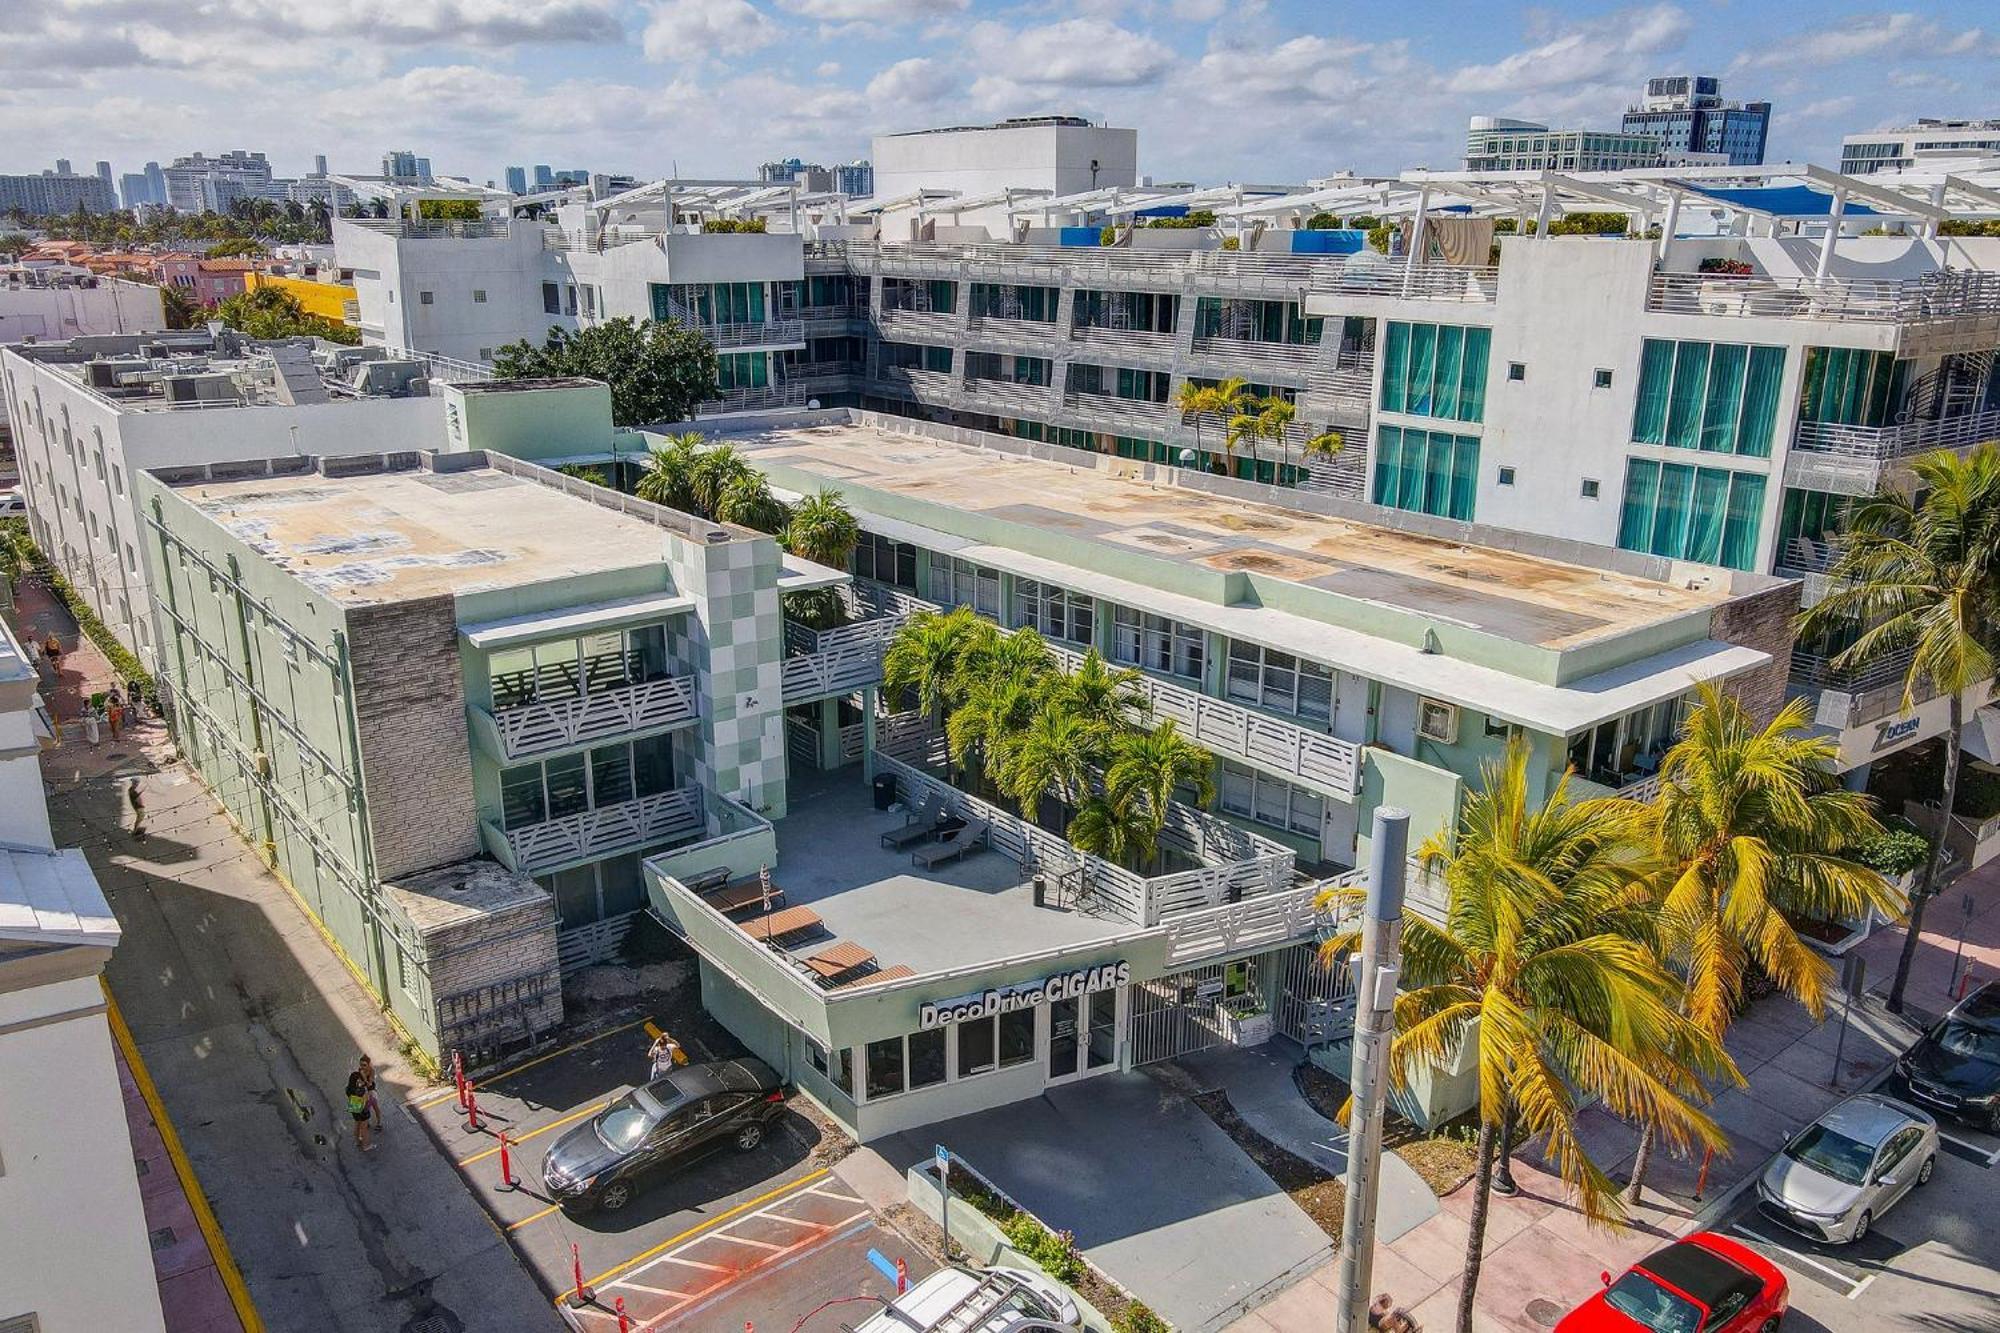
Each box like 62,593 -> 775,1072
169,463 -> 673,605
743,774 -> 1130,981
731,421 -> 1727,650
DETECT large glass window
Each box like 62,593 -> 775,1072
1220,760 -> 1324,837
717,352 -> 770,390
1373,426 -> 1478,521
1015,579 -> 1094,646
933,557 -> 1000,618
1193,297 -> 1320,345
1616,459 -> 1767,570
958,1017 -> 997,1077
498,738 -> 675,830
852,531 -> 917,590
865,1037 -> 905,1100
1776,487 -> 1851,564
908,1029 -> 947,1090
1381,321 -> 1491,422
998,1009 -> 1036,1067
488,624 -> 671,708
1226,641 -> 1333,725
657,281 -> 768,326
1111,606 -> 1203,680
1630,338 -> 1785,457
1798,347 -> 1907,427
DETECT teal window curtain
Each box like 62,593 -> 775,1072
1374,427 -> 1403,506
1698,343 -> 1746,453
749,282 -> 766,323
1434,326 -> 1464,420
1721,472 -> 1766,571
1447,435 -> 1479,520
1459,327 -> 1491,422
1799,347 -> 1830,424
1399,428 -> 1426,510
1632,340 -> 1674,444
1618,460 -> 1660,553
1650,463 -> 1695,557
1737,346 -> 1785,457
1664,342 -> 1709,449
1407,324 -> 1437,416
1421,432 -> 1451,515
648,283 -> 671,323
1686,468 -> 1730,563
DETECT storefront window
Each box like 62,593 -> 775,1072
909,1029 -> 947,1090
808,1040 -> 854,1097
999,1008 -> 1036,1067
865,1037 -> 905,1100
959,1018 -> 997,1077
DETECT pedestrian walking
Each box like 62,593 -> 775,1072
43,634 -> 62,675
127,678 -> 148,721
106,689 -> 124,741
648,1032 -> 684,1080
127,778 -> 146,841
345,1070 -> 373,1150
357,1054 -> 383,1133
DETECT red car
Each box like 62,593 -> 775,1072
1555,1232 -> 1787,1333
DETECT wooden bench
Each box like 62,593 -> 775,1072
832,964 -> 915,991
702,878 -> 784,915
803,941 -> 876,982
739,905 -> 822,942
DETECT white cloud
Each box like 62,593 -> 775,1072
816,59 -> 842,76
641,0 -> 783,60
774,0 -> 964,17
866,56 -> 955,105
963,17 -> 1173,88
1447,4 -> 1691,95
1739,13 -> 1990,68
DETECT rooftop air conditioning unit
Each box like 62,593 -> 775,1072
1417,698 -> 1459,745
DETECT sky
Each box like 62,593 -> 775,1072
3,1 -> 1998,188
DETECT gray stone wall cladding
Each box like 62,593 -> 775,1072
1709,579 -> 1802,726
664,532 -> 790,819
425,898 -> 564,1053
344,594 -> 484,880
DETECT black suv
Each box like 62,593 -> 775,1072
1890,981 -> 2000,1131
541,1057 -> 788,1213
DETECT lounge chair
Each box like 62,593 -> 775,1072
913,818 -> 990,869
879,795 -> 941,849
833,964 -> 915,990
702,877 -> 784,915
740,904 -> 822,942
803,940 -> 877,983
684,865 -> 731,895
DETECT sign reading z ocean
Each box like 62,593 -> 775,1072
918,961 -> 1131,1030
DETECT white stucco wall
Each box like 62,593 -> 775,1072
871,124 -> 1138,204
0,279 -> 166,342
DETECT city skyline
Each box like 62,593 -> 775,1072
3,2 -> 1998,188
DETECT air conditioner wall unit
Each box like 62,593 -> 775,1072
1417,697 -> 1459,745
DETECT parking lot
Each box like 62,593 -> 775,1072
1716,1111 -> 2000,1329
407,1010 -> 932,1330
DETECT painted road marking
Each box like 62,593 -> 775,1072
411,1015 -> 653,1108
616,1282 -> 693,1299
597,1212 -> 874,1329
1729,1224 -> 1865,1296
507,1203 -> 563,1232
458,1099 -> 611,1166
1935,1128 -> 2000,1167
655,1256 -> 730,1274
569,1168 -> 830,1296
698,1232 -> 785,1252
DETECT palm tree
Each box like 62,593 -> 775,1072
1055,650 -> 1147,733
1105,720 -> 1217,870
1304,428 -> 1345,464
635,431 -> 705,513
1069,788 -> 1155,870
158,284 -> 200,331
782,488 -> 860,569
946,669 -> 1046,794
1320,740 -> 1732,1333
1002,702 -> 1106,824
1622,686 -> 1900,1203
713,471 -> 787,533
1798,445 -> 2000,1014
690,442 -> 754,518
883,608 -> 986,772
1224,408 -> 1262,478
1257,395 -> 1298,473
1174,379 -> 1215,458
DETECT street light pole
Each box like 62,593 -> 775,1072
1335,807 -> 1410,1333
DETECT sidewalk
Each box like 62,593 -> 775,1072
17,591 -> 561,1331
1854,857 -> 2000,1019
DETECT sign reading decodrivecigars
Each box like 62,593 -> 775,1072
917,961 -> 1132,1030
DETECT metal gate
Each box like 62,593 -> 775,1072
1274,942 -> 1355,1045
1130,958 -> 1267,1065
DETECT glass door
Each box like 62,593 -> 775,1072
1050,990 -> 1124,1085
1085,989 -> 1118,1071
1048,997 -> 1082,1083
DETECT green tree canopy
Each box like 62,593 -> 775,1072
211,285 -> 360,344
493,318 -> 719,428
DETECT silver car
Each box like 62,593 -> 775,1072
1756,1093 -> 1938,1244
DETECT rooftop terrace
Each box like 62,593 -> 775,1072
164,457 -> 684,606
728,419 -> 1728,651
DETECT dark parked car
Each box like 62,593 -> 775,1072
1890,981 -> 2000,1131
541,1057 -> 788,1212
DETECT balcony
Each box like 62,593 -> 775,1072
1791,407 -> 2000,463
1068,323 -> 1181,367
799,305 -> 863,337
1792,645 -> 1918,731
488,785 -> 705,876
963,314 -> 1061,352
960,377 -> 1055,418
1309,260 -> 1500,305
1647,270 -> 2000,326
780,582 -> 937,705
699,382 -> 807,415
875,367 -> 957,403
877,307 -> 960,342
473,673 -> 698,762
1187,335 -> 1320,376
1059,389 -> 1178,435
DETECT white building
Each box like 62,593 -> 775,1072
1464,117 -> 1727,172
162,150 -> 273,213
1841,119 -> 2000,175
0,619 -> 166,1332
871,117 -> 1137,205
0,270 -> 166,342
1,331 -> 457,671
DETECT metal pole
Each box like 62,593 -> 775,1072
1335,807 -> 1410,1333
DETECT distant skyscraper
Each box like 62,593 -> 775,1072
835,161 -> 873,197
533,164 -> 554,190
54,159 -> 72,176
314,153 -> 329,178
0,161 -> 117,215
162,150 -> 272,212
118,173 -> 148,210
505,165 -> 528,195
381,149 -> 432,184
1622,75 -> 1770,167
95,161 -> 113,190
144,161 -> 165,205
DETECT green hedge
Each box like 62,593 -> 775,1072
2,521 -> 159,708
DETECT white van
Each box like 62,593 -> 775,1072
853,1265 -> 1083,1333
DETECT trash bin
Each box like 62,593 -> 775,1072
873,771 -> 897,811
1033,875 -> 1047,908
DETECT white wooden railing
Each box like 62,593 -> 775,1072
1791,407 -> 2000,461
500,785 -> 703,874
1162,884 -> 1326,967
485,675 -> 697,761
781,638 -> 886,703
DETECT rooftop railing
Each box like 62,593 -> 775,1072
1791,406 -> 2000,461
1308,260 -> 1501,304
1646,269 -> 2000,324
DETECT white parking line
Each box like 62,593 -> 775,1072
1935,1128 -> 2000,1166
1847,1272 -> 1881,1302
702,1233 -> 784,1251
1728,1224 -> 1865,1296
615,1282 -> 693,1299
654,1256 -> 729,1274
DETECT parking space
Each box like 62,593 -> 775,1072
407,1009 -> 896,1330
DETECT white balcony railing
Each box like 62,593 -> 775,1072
1647,270 -> 2000,324
876,368 -> 957,401
698,382 -> 807,415
1060,390 -> 1178,434
1188,335 -> 1320,372
1310,261 -> 1500,304
1791,407 -> 2000,461
878,307 -> 961,341
1068,324 -> 1182,365
499,786 -> 704,875
960,378 -> 1055,416
964,314 -> 1061,350
483,675 -> 698,761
